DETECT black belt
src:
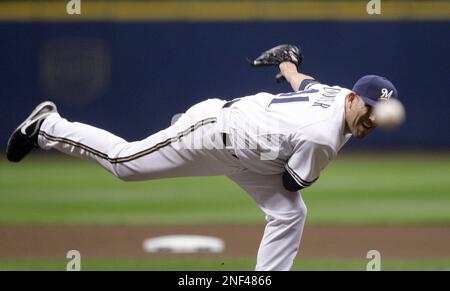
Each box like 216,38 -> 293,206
221,100 -> 233,147
221,132 -> 238,159
222,132 -> 229,147
221,99 -> 240,159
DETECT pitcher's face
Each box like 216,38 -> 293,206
345,93 -> 377,139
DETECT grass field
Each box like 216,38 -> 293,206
1,258 -> 450,271
1,154 -> 449,225
1,153 -> 449,271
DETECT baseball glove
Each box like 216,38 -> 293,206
251,44 -> 303,68
250,44 -> 303,83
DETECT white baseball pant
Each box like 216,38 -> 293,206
37,98 -> 307,271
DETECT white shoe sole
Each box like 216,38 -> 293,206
16,101 -> 57,136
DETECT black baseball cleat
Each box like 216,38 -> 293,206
6,101 -> 58,162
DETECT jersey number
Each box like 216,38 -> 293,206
269,89 -> 318,106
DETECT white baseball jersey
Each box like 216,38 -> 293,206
37,79 -> 352,271
225,81 -> 352,187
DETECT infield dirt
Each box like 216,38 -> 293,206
0,225 -> 449,259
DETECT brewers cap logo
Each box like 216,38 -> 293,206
380,88 -> 393,101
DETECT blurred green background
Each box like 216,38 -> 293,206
1,154 -> 449,226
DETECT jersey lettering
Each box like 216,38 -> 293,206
313,86 -> 340,108
270,89 -> 318,106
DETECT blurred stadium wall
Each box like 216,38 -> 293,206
0,0 -> 449,149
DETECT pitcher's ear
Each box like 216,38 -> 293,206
346,92 -> 357,108
348,92 -> 357,101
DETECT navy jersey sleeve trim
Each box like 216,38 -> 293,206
284,165 -> 319,191
299,79 -> 319,91
283,171 -> 304,192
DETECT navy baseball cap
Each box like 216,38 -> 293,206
352,75 -> 398,106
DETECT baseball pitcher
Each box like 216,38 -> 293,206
6,44 -> 401,271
